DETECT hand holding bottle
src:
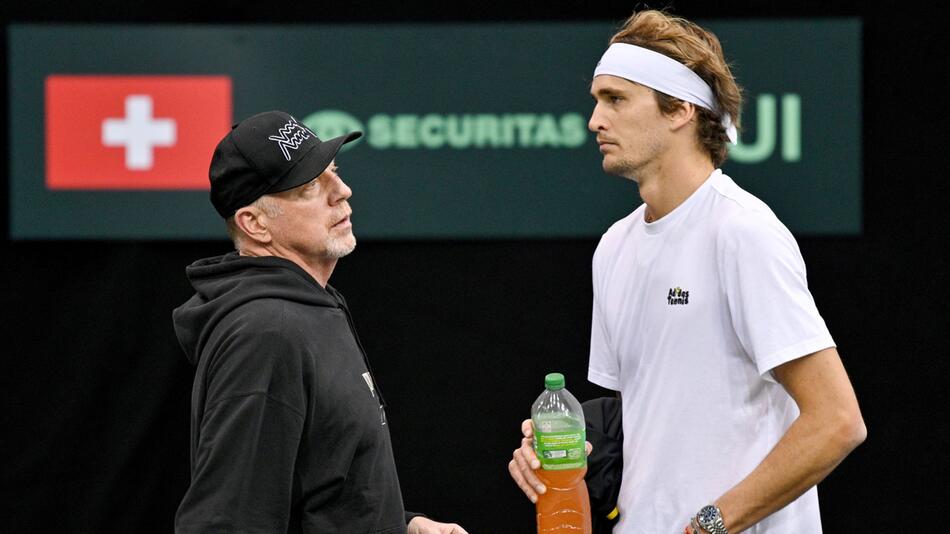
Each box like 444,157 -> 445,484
509,418 -> 594,503
509,418 -> 547,503
509,373 -> 594,533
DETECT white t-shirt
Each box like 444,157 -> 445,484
588,169 -> 834,534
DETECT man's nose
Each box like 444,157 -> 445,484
589,103 -> 606,132
330,175 -> 352,203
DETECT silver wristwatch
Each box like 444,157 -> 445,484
695,504 -> 729,534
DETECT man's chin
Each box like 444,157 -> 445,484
602,158 -> 639,182
601,159 -> 626,177
326,235 -> 356,259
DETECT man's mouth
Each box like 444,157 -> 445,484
598,139 -> 616,152
332,212 -> 352,229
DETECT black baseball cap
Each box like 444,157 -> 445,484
209,110 -> 362,218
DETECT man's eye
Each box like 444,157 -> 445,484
610,95 -> 623,103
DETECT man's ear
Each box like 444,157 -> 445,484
668,101 -> 697,133
234,206 -> 271,245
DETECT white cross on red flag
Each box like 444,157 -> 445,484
45,75 -> 232,190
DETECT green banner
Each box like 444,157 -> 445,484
8,21 -> 861,239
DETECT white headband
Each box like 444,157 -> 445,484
594,43 -> 737,144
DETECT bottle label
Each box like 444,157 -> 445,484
535,430 -> 586,470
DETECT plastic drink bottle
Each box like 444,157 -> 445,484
532,373 -> 592,533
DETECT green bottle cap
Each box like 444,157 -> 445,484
544,373 -> 565,390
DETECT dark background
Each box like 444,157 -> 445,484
2,1 -> 947,532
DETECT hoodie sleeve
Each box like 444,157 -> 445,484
176,312 -> 307,534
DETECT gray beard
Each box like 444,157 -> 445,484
325,234 -> 356,259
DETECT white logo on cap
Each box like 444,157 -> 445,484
268,118 -> 312,161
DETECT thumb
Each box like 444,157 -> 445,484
521,418 -> 534,437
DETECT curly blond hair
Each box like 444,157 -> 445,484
609,10 -> 743,166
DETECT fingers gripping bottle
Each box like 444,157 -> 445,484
532,373 -> 592,533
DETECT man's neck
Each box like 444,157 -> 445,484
636,148 -> 715,222
238,245 -> 336,288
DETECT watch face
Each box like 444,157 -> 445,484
698,505 -> 720,525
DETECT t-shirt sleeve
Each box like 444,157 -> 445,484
176,323 -> 307,533
588,245 -> 620,391
718,210 -> 836,380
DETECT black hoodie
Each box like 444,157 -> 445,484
173,252 -> 407,534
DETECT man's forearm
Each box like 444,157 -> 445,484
704,348 -> 867,533
712,407 -> 865,532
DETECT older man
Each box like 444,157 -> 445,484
173,111 -> 466,534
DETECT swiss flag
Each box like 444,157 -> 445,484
45,75 -> 232,190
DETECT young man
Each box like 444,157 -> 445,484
510,11 -> 865,533
174,111 -> 466,534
